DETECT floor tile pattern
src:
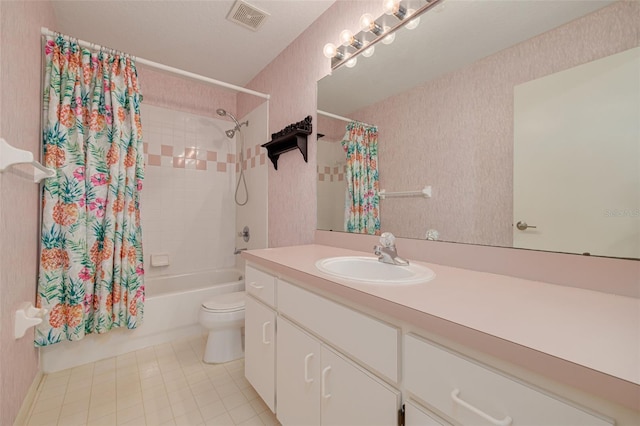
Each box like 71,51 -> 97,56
26,337 -> 279,426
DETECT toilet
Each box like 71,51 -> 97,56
198,291 -> 246,364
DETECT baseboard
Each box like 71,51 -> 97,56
13,370 -> 44,426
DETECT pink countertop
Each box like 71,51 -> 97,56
243,244 -> 640,410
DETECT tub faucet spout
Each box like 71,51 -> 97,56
234,248 -> 247,255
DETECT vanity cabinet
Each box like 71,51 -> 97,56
245,264 -> 276,307
245,265 -> 277,411
404,334 -> 613,426
277,317 -> 400,426
244,261 -> 618,426
277,278 -> 399,383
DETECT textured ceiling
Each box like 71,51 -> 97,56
51,0 -> 336,86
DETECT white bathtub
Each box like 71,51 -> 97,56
40,269 -> 244,373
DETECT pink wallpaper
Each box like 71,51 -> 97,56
244,0 -> 385,247
351,1 -> 640,246
317,114 -> 348,142
0,1 -> 57,424
137,65 -> 237,119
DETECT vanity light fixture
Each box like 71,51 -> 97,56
345,57 -> 358,68
323,0 -> 444,70
359,13 -> 384,36
323,42 -> 343,60
383,0 -> 407,20
339,29 -> 364,49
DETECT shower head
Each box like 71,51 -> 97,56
218,107 -> 248,139
224,121 -> 249,139
216,108 -> 240,127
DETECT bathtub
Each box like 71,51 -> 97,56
40,269 -> 244,373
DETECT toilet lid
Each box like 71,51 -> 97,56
202,291 -> 245,312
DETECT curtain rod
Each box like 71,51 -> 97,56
41,27 -> 270,100
317,110 -> 374,128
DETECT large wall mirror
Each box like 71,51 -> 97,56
316,0 -> 639,259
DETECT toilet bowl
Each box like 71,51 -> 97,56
198,291 -> 245,364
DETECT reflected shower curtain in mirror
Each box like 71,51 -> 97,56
342,122 -> 380,235
35,35 -> 145,346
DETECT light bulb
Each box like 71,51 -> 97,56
382,26 -> 395,45
405,9 -> 420,30
323,43 -> 337,58
383,0 -> 400,15
359,13 -> 375,31
362,45 -> 375,58
345,57 -> 357,68
339,29 -> 354,47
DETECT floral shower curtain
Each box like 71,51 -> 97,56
36,35 -> 145,346
341,121 -> 380,235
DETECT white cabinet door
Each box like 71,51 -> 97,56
276,318 -> 321,426
320,346 -> 400,426
245,295 -> 276,412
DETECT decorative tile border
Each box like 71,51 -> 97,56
317,164 -> 346,182
143,142 -> 235,172
143,142 -> 267,172
238,144 -> 267,172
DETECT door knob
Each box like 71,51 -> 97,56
516,221 -> 537,231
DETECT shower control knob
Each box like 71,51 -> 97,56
238,226 -> 250,242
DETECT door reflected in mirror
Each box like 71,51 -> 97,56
316,0 -> 639,259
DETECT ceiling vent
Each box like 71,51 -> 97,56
226,0 -> 270,32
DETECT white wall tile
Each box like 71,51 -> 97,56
140,104 -> 239,278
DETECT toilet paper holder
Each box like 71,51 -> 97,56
15,302 -> 47,339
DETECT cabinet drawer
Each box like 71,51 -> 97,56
405,400 -> 448,426
278,279 -> 399,383
245,265 -> 276,308
404,334 -> 612,426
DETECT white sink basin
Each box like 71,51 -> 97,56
315,256 -> 435,285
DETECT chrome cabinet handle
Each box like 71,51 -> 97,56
451,389 -> 512,426
249,281 -> 264,289
304,353 -> 314,383
516,221 -> 537,231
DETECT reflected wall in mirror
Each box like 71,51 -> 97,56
316,116 -> 349,232
317,0 -> 640,259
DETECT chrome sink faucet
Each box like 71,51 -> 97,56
374,232 -> 409,266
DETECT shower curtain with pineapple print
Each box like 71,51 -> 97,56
342,122 -> 380,235
36,35 -> 145,347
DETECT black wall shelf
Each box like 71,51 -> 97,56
261,116 -> 312,170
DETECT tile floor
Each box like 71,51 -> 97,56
25,336 -> 280,426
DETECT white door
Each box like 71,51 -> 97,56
320,346 -> 399,426
276,318 -> 322,426
513,47 -> 640,258
244,295 -> 276,412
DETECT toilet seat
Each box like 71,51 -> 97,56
202,291 -> 245,313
